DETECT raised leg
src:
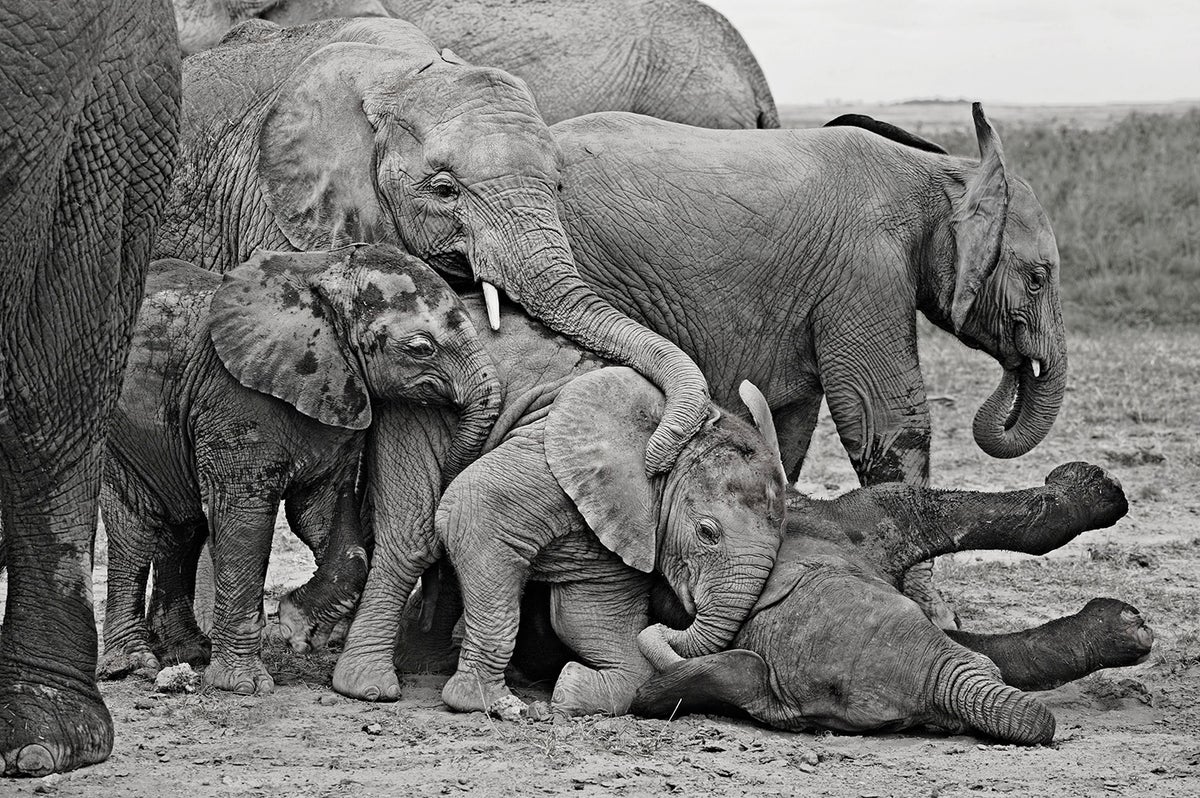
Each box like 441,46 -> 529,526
202,490 -> 278,695
948,598 -> 1154,691
548,570 -> 656,717
147,518 -> 210,667
278,480 -> 367,654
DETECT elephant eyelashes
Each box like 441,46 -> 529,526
1028,269 -> 1048,293
401,334 -> 438,359
696,517 -> 722,546
427,175 -> 460,201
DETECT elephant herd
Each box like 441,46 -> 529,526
0,0 -> 1153,778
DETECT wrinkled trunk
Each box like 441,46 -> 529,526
973,330 -> 1067,460
441,365 -> 502,488
930,650 -> 1056,744
468,191 -> 709,473
667,563 -> 772,659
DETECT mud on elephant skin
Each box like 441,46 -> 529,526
99,245 -> 499,696
633,462 -> 1153,744
0,0 -> 180,777
436,368 -> 787,718
172,0 -> 778,129
155,16 -> 709,476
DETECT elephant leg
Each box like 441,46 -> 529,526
631,649 -> 775,723
203,491 -> 278,695
947,598 -> 1154,691
147,518 -> 210,668
547,571 -> 656,717
278,479 -> 368,654
99,482 -> 164,679
770,389 -> 822,483
508,581 -> 575,687
393,559 -> 463,675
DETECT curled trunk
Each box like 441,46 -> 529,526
441,367 -> 503,488
973,348 -> 1067,459
666,565 -> 772,659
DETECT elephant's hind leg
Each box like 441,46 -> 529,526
99,482 -> 164,679
147,518 -> 211,668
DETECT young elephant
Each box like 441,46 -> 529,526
633,462 -> 1153,744
100,245 -> 500,694
434,368 -> 787,717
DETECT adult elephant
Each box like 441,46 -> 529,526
0,0 -> 180,776
171,0 -> 779,128
153,16 -> 708,475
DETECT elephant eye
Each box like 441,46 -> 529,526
1028,268 -> 1047,293
696,517 -> 722,547
427,174 -> 459,201
401,333 -> 437,359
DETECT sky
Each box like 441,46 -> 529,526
702,0 -> 1199,106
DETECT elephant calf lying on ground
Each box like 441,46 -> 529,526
100,245 -> 499,694
632,462 -> 1153,744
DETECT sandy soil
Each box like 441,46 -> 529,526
4,325 -> 1199,797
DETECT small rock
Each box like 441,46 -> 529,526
133,699 -> 156,711
34,774 -> 63,794
487,694 -> 528,722
154,663 -> 199,693
317,694 -> 340,706
362,723 -> 383,736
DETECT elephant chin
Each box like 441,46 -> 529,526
972,352 -> 1066,460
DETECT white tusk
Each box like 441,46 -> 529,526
1031,359 -> 1042,378
481,281 -> 501,331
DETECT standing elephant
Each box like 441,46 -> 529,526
154,15 -> 707,477
632,462 -> 1153,743
0,0 -> 179,776
435,368 -> 785,717
100,246 -> 500,695
171,0 -> 779,128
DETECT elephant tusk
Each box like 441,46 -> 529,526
1031,359 -> 1042,379
482,281 -> 501,331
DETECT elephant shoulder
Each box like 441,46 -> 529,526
129,260 -> 218,391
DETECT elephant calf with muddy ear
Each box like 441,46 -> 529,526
434,368 -> 787,717
633,463 -> 1154,744
100,244 -> 499,695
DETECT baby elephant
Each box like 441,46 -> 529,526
634,462 -> 1152,744
435,367 -> 787,717
101,245 -> 499,694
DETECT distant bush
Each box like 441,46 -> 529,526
936,110 -> 1200,331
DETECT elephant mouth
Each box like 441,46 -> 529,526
673,581 -> 696,617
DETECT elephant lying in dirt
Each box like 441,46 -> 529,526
436,369 -> 786,717
171,0 -> 778,128
630,463 -> 1153,744
100,245 -> 499,695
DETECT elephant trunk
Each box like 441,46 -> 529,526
972,326 -> 1067,460
930,650 -> 1056,745
442,364 -> 503,489
667,560 -> 773,659
469,194 -> 709,473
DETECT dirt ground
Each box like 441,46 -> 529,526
3,325 -> 1199,797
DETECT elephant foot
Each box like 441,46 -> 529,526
331,651 -> 402,702
155,631 -> 212,670
98,643 -> 161,681
550,661 -> 638,717
203,656 -> 275,695
0,668 -> 113,776
1046,462 -> 1128,529
441,669 -> 514,714
277,593 -> 337,655
1078,598 -> 1154,668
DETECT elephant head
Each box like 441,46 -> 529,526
249,18 -> 708,473
938,103 -> 1067,459
545,368 -> 786,659
207,244 -> 500,484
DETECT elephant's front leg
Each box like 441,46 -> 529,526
548,568 -> 656,717
146,517 -> 211,668
278,478 -> 367,654
203,490 -> 279,695
99,481 -> 165,679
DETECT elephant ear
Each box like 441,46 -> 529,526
439,48 -> 466,65
208,250 -> 372,430
545,367 -> 666,573
738,380 -> 786,482
258,42 -> 399,250
949,102 -> 1011,332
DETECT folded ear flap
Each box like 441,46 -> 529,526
258,42 -> 398,250
949,102 -> 1011,332
545,367 -> 664,573
208,250 -> 372,430
439,47 -> 466,65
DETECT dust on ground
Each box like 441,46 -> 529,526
5,325 -> 1199,797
